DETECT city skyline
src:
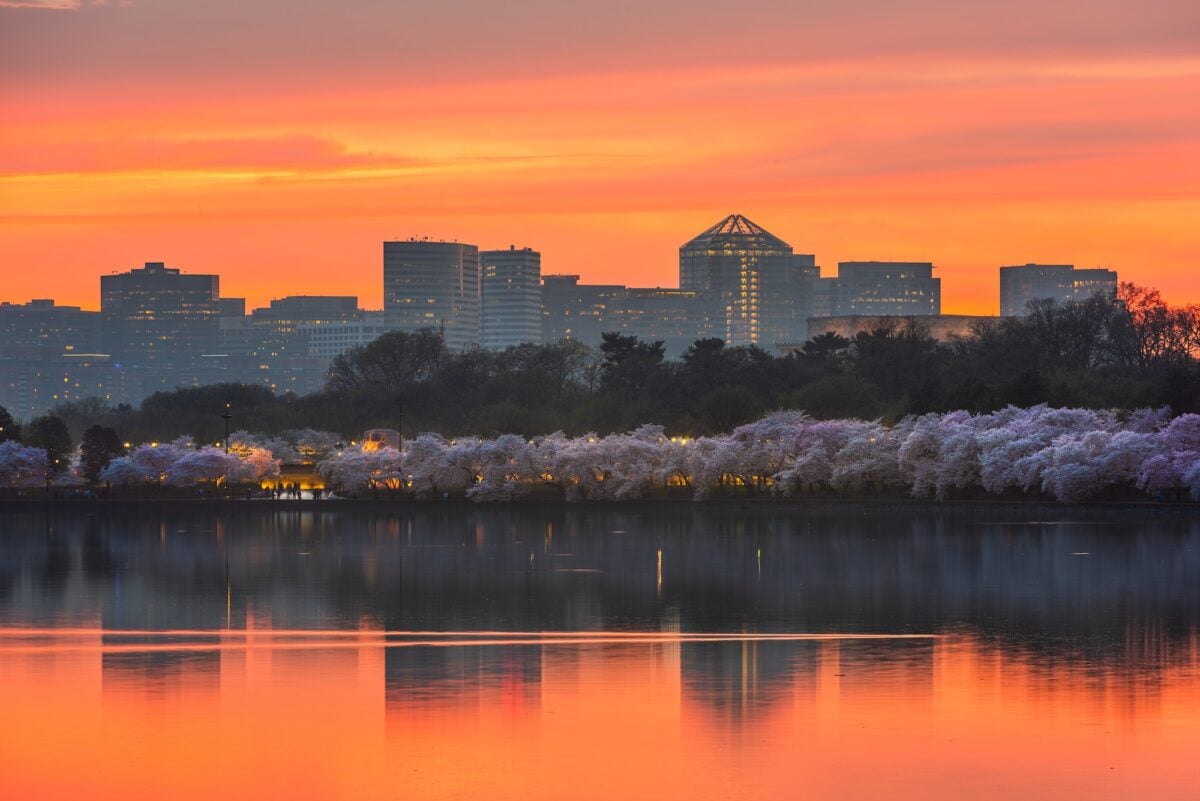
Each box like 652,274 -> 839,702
3,2 -> 1197,314
0,211 -> 1123,418
0,219 -> 1132,314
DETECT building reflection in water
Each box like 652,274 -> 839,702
1,625 -> 1198,800
1,507 -> 1200,798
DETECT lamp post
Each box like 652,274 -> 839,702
221,402 -> 232,454
394,395 -> 403,452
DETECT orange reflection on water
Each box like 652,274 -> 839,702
0,623 -> 1197,801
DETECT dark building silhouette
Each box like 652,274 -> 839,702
818,261 -> 941,317
481,246 -> 542,349
613,288 -> 718,357
540,275 -> 625,347
384,241 -> 480,351
0,299 -> 101,355
218,298 -> 246,318
999,264 -> 1118,316
100,261 -> 221,386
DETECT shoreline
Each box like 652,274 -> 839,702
0,496 -> 1197,519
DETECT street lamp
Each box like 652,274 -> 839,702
394,395 -> 403,452
221,402 -> 232,454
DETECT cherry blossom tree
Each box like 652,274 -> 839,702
98,456 -> 153,486
0,442 -> 49,488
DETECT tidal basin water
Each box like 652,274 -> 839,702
1,506 -> 1198,800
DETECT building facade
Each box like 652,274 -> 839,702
0,300 -> 101,356
300,313 -> 391,360
383,241 -> 480,351
100,261 -> 221,387
999,264 -> 1119,316
612,289 -> 718,358
540,275 -> 626,347
679,214 -> 805,349
681,214 -> 801,347
481,246 -> 542,349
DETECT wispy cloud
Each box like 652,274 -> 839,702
0,0 -> 126,9
0,1 -> 80,8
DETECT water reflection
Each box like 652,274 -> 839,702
0,508 -> 1198,800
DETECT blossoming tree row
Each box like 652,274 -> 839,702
4,407 -> 1200,502
314,406 -> 1200,504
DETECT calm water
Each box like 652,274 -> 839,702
1,506 -> 1198,800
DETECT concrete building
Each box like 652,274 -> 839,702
100,261 -> 221,388
823,261 -> 941,317
481,246 -> 541,349
680,214 -> 811,349
999,264 -> 1118,316
383,240 -> 480,351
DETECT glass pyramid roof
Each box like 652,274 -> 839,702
682,214 -> 790,250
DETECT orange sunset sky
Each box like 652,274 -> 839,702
2,0 -> 1198,314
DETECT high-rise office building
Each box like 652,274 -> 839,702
100,261 -> 221,381
679,214 -> 810,349
481,246 -> 541,349
383,240 -> 480,351
828,261 -> 941,317
999,264 -> 1118,316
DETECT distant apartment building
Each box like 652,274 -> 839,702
680,214 -> 815,349
481,246 -> 541,349
999,264 -> 1118,316
100,262 -> 221,388
819,261 -> 941,317
300,312 -> 391,360
383,240 -> 480,351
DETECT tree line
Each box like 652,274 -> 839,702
10,282 -> 1200,450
